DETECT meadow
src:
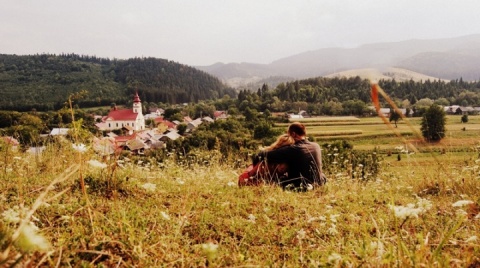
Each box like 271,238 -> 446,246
1,115 -> 479,267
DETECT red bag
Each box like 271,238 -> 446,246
238,164 -> 255,186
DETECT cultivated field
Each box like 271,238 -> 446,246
1,115 -> 479,267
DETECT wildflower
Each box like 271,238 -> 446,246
330,214 -> 340,223
389,204 -> 422,220
160,211 -> 170,221
416,198 -> 433,212
15,223 -> 51,253
2,207 -> 21,223
452,200 -> 474,207
388,198 -> 432,220
456,209 -> 468,217
296,229 -> 306,240
327,224 -> 338,235
247,214 -> 256,223
87,159 -> 107,169
327,252 -> 342,263
72,143 -> 87,153
61,215 -> 73,222
227,181 -> 236,187
13,156 -> 22,160
177,179 -> 185,185
141,183 -> 157,192
201,242 -> 218,263
370,241 -> 385,259
465,236 -> 477,243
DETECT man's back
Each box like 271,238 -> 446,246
259,139 -> 324,187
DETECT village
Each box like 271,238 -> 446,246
2,91 -> 479,156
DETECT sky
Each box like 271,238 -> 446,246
2,0 -> 480,66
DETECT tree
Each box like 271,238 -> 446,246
461,114 -> 469,123
177,123 -> 187,135
421,104 -> 446,142
389,109 -> 401,128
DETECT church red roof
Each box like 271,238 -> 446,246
106,109 -> 138,121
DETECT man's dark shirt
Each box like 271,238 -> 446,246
257,139 -> 324,187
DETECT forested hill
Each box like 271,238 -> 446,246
0,54 -> 235,111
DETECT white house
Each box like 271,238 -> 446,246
102,92 -> 145,131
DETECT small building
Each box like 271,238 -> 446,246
50,128 -> 70,136
102,92 -> 145,131
187,118 -> 203,132
158,131 -> 181,142
202,116 -> 214,123
213,111 -> 228,120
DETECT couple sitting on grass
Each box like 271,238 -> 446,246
239,122 -> 327,191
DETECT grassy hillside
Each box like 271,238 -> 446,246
0,134 -> 479,266
0,54 -> 235,111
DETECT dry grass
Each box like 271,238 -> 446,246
0,136 -> 479,267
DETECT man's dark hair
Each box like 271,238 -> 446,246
288,122 -> 306,136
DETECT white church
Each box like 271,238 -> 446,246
98,92 -> 145,131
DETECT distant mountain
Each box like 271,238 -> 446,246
0,54 -> 235,111
196,34 -> 480,88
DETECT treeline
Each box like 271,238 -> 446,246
235,76 -> 480,116
0,53 -> 235,111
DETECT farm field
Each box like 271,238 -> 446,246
1,114 -> 479,267
279,115 -> 480,152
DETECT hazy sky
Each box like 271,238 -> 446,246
2,0 -> 480,66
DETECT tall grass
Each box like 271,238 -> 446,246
0,140 -> 479,266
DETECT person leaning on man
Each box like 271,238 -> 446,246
255,122 -> 326,190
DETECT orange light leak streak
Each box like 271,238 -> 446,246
370,83 -> 446,168
371,84 -> 419,153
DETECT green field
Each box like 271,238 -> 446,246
278,115 -> 480,152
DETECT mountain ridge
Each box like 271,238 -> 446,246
196,34 -> 480,88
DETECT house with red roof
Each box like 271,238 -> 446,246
102,92 -> 145,131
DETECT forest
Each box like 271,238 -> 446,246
0,53 -> 236,111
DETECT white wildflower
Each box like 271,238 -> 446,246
452,200 -> 474,207
416,198 -> 433,212
227,181 -> 236,187
389,204 -> 422,220
72,143 -> 87,153
327,224 -> 338,235
13,156 -> 22,160
389,198 -> 432,220
87,159 -> 108,169
456,209 -> 468,217
296,229 -> 306,240
247,214 -> 256,223
2,207 -> 21,223
61,215 -> 73,222
465,236 -> 477,243
160,211 -> 170,221
141,183 -> 157,192
201,242 -> 218,262
330,214 -> 340,223
327,252 -> 342,263
15,224 -> 51,253
369,241 -> 385,259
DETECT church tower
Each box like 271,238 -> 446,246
133,91 -> 142,114
133,91 -> 145,130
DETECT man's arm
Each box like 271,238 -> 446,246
257,145 -> 293,163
